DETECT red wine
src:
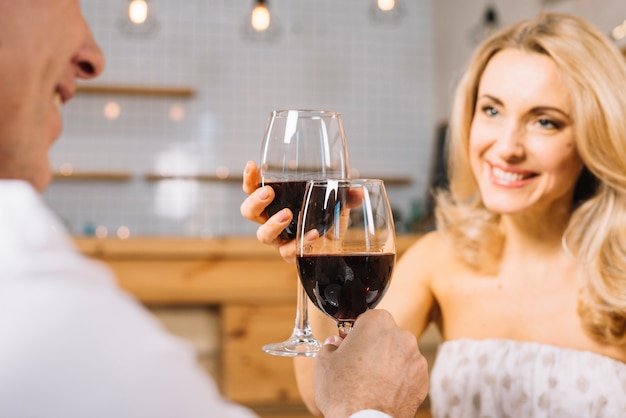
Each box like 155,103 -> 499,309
297,253 -> 395,321
260,181 -> 308,241
261,180 -> 348,241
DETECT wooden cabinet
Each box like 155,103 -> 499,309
75,235 -> 420,416
222,304 -> 303,404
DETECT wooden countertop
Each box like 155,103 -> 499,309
74,235 -> 421,305
74,234 -> 420,259
74,235 -> 285,259
74,234 -> 427,409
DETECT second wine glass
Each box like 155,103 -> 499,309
259,110 -> 350,356
296,179 -> 396,335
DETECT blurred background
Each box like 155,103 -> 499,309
46,0 -> 626,239
51,1 -> 626,417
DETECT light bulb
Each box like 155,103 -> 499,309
377,0 -> 395,12
104,101 -> 121,120
117,226 -> 131,240
59,163 -> 74,176
251,2 -> 270,32
129,0 -> 148,25
169,104 -> 185,122
611,19 -> 626,41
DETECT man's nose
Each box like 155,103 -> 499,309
73,28 -> 105,79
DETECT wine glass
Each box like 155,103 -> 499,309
296,179 -> 396,336
259,110 -> 350,357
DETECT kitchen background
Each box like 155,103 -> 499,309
45,0 -> 626,238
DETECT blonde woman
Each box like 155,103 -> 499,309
241,12 -> 626,417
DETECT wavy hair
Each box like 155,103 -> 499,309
435,12 -> 626,345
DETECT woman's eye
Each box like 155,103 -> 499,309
482,106 -> 498,117
537,118 -> 561,129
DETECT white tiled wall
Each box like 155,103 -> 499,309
45,0 -> 436,237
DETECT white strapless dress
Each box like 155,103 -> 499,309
429,339 -> 626,418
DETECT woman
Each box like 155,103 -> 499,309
240,12 -> 626,417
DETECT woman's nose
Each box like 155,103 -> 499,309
493,123 -> 525,161
73,28 -> 105,79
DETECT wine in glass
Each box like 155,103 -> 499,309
296,179 -> 396,335
259,110 -> 350,356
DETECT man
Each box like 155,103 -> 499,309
0,1 -> 429,417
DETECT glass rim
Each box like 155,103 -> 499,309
270,109 -> 341,118
306,178 -> 385,185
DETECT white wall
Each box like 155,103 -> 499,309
46,0 -> 435,237
45,0 -> 626,238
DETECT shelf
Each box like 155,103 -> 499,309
52,170 -> 133,182
52,171 -> 411,186
76,83 -> 196,98
144,173 -> 243,183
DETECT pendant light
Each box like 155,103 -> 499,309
251,0 -> 271,32
377,0 -> 396,12
118,0 -> 158,37
128,0 -> 148,25
611,18 -> 626,41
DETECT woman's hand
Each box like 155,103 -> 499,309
240,161 -> 297,264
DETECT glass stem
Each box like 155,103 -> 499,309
293,279 -> 313,338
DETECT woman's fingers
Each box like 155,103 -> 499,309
255,208 -> 292,244
242,161 -> 261,195
240,186 -> 274,224
240,160 -> 296,264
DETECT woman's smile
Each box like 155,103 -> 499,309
489,163 -> 537,187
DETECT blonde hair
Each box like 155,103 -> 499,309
435,12 -> 626,345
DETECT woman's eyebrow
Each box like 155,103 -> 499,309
529,106 -> 572,121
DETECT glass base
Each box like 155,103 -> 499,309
262,334 -> 322,357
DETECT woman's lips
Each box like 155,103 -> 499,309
489,164 -> 537,186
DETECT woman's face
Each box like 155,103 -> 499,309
469,48 -> 583,216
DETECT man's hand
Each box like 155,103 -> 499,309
314,310 -> 429,418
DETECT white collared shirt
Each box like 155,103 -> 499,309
0,180 -> 394,418
0,180 -> 256,418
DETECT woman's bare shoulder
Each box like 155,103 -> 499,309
402,230 -> 452,262
397,230 -> 466,286
390,231 -> 454,291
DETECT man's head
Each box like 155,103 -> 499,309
0,0 -> 105,191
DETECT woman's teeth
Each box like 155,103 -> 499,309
492,166 -> 527,182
